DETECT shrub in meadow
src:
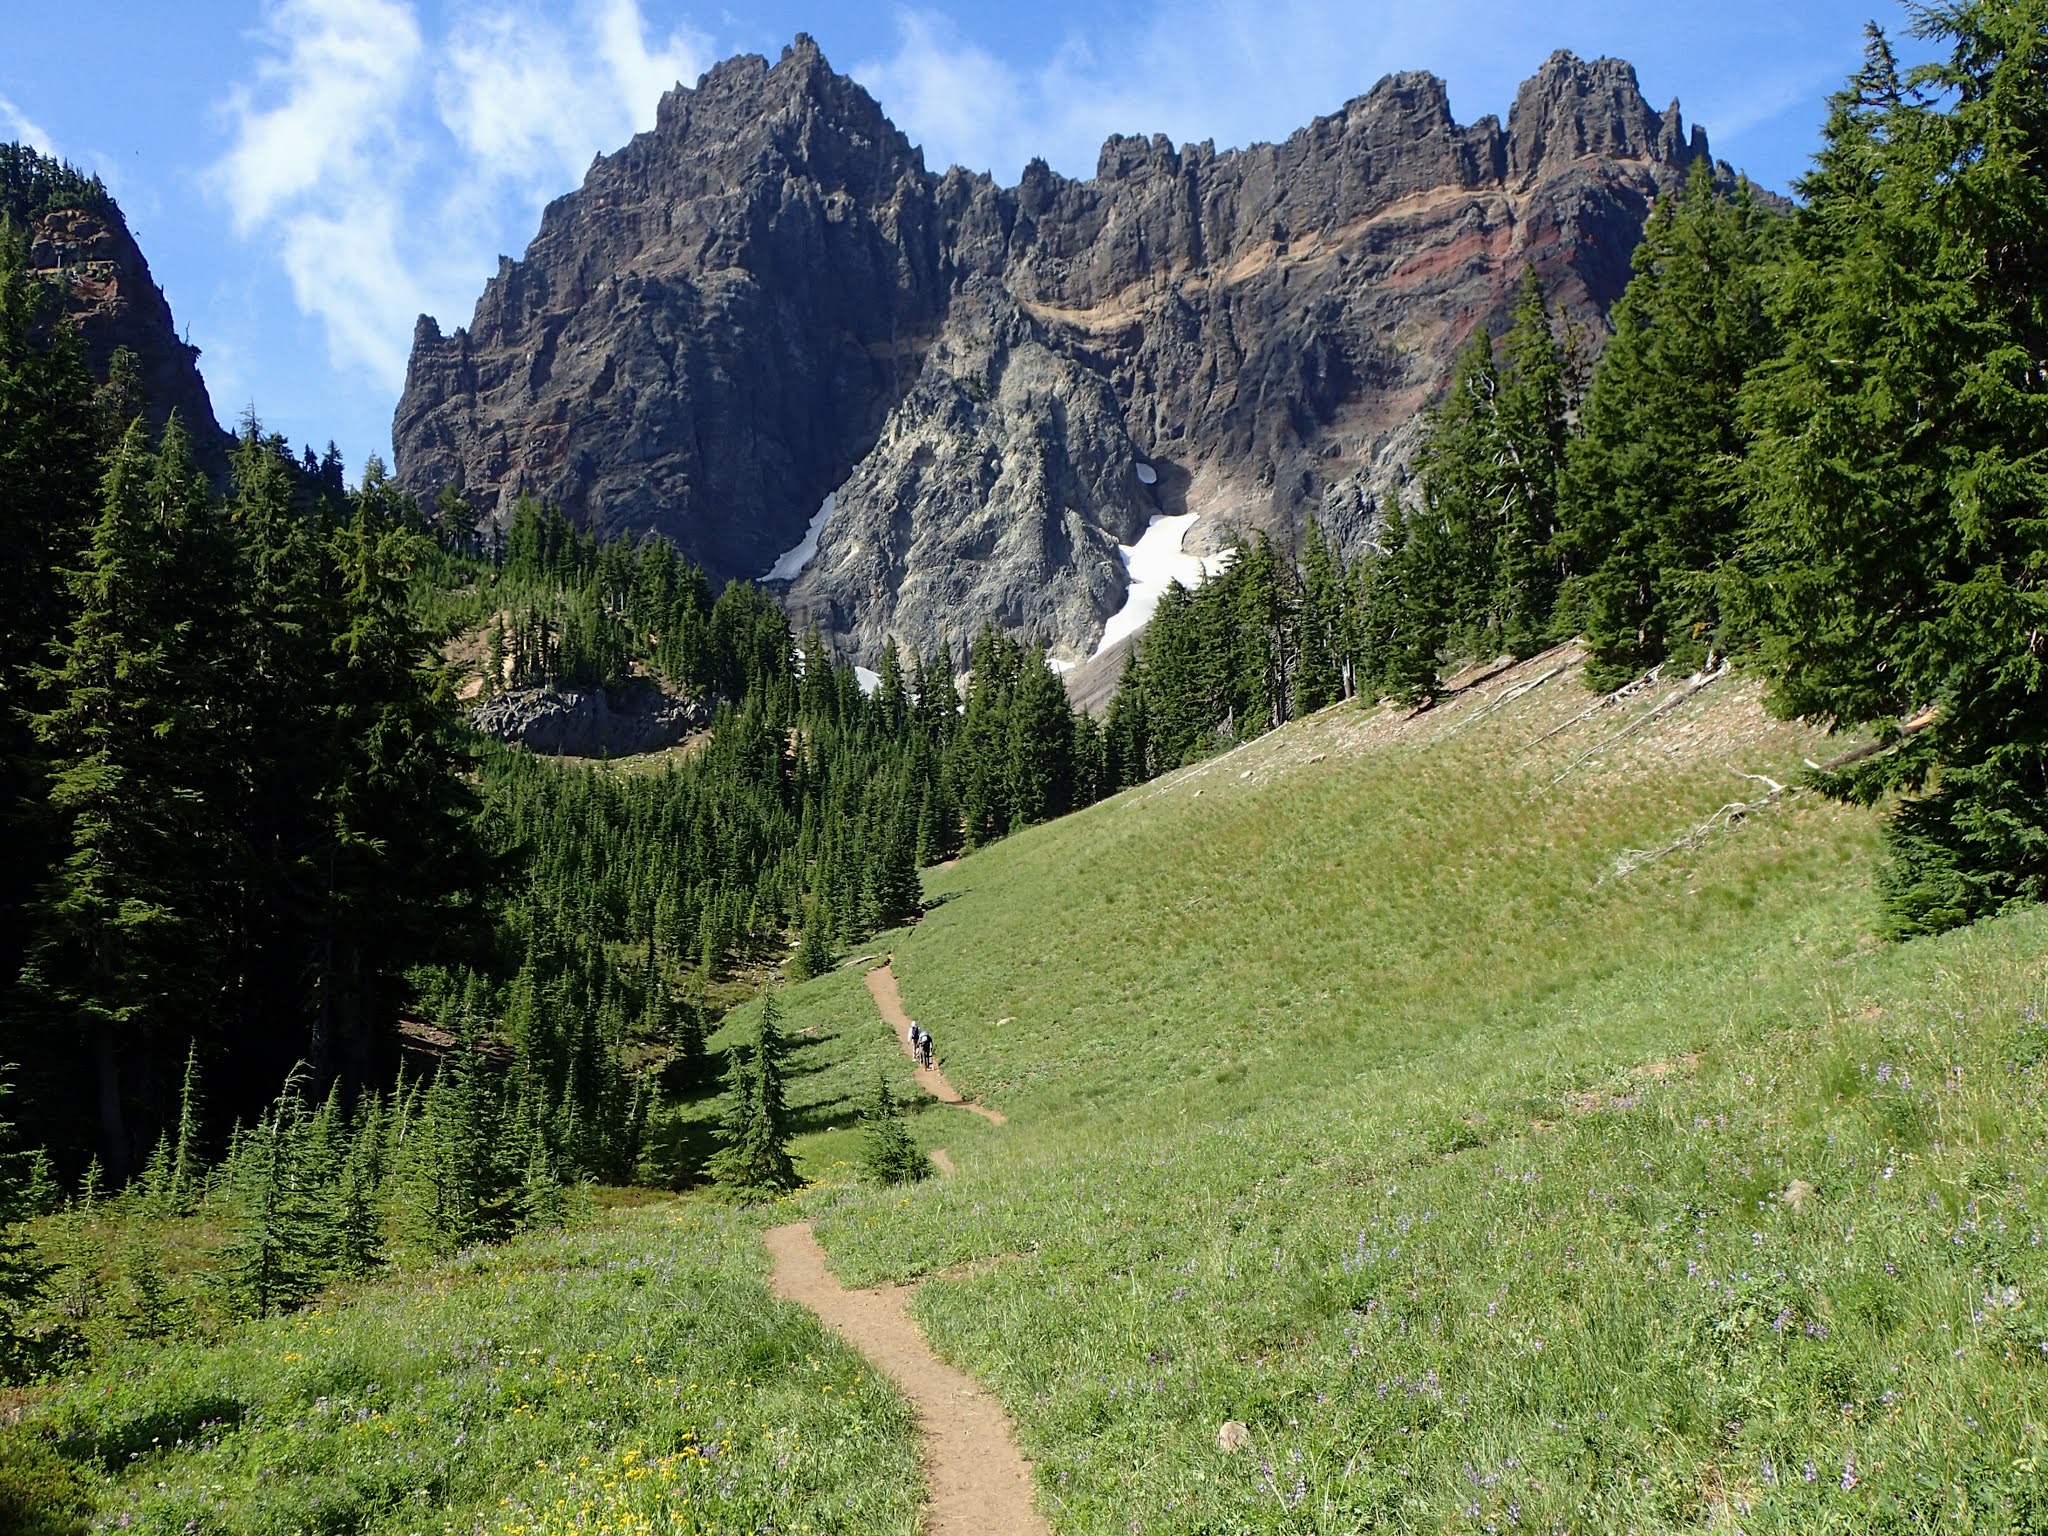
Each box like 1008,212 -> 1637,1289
858,1070 -> 930,1186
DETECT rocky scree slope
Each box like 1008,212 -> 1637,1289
394,39 -> 1739,669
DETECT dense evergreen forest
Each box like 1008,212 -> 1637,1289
0,0 -> 2042,1371
1107,9 -> 2047,939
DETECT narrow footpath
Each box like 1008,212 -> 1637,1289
865,962 -> 1005,1124
758,961 -> 1042,1533
763,1224 -> 1048,1536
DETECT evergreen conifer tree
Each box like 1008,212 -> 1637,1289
1564,161 -> 1778,686
790,909 -> 834,981
1493,269 -> 1571,654
218,1089 -> 324,1316
0,226 -> 101,1046
1738,8 -> 2048,935
858,1070 -> 929,1185
1294,518 -> 1348,712
25,424 -> 215,1183
706,996 -> 800,1200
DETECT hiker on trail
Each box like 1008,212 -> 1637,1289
918,1029 -> 935,1070
906,1020 -> 919,1053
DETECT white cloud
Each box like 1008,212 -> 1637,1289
210,0 -> 708,391
856,14 -> 1026,178
595,0 -> 707,122
0,92 -> 59,155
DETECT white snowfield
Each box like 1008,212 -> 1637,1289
764,494 -> 834,581
1093,512 -> 1234,658
854,666 -> 882,695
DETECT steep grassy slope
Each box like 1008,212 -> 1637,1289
797,650 -> 2048,1532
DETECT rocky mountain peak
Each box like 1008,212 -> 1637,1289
1506,50 -> 1696,187
4,146 -> 229,477
394,40 -> 1749,675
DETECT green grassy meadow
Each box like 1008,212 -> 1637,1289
7,1200 -> 921,1536
797,661 -> 2048,1532
14,656 -> 2048,1533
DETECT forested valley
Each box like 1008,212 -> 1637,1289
0,158 -> 1137,1366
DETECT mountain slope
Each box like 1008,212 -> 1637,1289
778,650 -> 2048,1530
394,42 -> 1742,667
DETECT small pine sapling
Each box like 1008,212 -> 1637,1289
858,1071 -> 931,1186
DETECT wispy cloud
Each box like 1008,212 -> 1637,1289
210,0 -> 707,392
0,91 -> 59,156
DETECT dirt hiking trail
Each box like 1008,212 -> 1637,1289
764,1224 -> 1048,1533
865,963 -> 1006,1124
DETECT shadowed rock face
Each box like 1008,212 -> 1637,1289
395,38 -> 1744,667
471,679 -> 711,758
24,204 -> 230,479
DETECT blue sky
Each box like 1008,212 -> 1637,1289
3,1 -> 1927,481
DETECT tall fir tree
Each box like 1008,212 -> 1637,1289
1293,518 -> 1349,713
0,226 -> 101,1039
24,423 -> 224,1182
1564,161 -> 1779,687
1412,324 -> 1507,659
1493,268 -> 1571,655
1738,8 -> 2048,935
706,996 -> 799,1200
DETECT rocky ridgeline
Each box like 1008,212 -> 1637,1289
472,678 -> 710,758
395,39 -> 1738,669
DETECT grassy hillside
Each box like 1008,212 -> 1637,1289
794,650 -> 2048,1532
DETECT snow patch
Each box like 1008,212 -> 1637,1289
764,493 -> 834,581
1092,513 -> 1234,658
1134,461 -> 1158,485
1047,658 -> 1076,675
854,666 -> 882,696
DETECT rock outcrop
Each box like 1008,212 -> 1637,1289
395,40 -> 1746,667
7,169 -> 231,478
472,678 -> 710,758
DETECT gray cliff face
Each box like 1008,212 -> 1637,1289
396,36 -> 947,583
395,41 -> 1743,668
782,283 -> 1154,665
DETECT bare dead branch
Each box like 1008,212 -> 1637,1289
1806,705 -> 1942,775
1547,662 -> 1731,788
1520,663 -> 1661,754
1601,771 -> 1798,884
1449,663 -> 1572,734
